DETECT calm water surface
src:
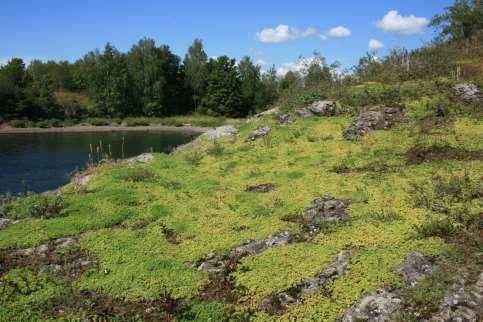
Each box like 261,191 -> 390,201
0,130 -> 199,194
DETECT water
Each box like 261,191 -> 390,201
0,130 -> 199,195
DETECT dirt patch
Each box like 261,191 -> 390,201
406,145 -> 483,164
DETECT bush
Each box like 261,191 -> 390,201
2,195 -> 64,220
123,117 -> 154,126
35,120 -> 52,128
8,119 -> 29,128
119,168 -> 156,182
416,218 -> 455,238
86,118 -> 110,126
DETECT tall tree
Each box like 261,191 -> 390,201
201,56 -> 243,116
238,56 -> 262,115
431,0 -> 483,41
183,39 -> 208,110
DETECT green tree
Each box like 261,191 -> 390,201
431,0 -> 483,41
201,56 -> 243,116
183,39 -> 208,110
279,71 -> 301,90
238,56 -> 263,114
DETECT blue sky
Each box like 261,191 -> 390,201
1,0 -> 453,73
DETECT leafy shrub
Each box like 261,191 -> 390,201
184,149 -> 204,166
120,168 -> 156,182
123,117 -> 154,126
86,118 -> 110,126
338,83 -> 403,108
206,140 -> 224,157
2,195 -> 64,220
8,119 -> 29,128
416,218 -> 455,238
35,120 -> 52,128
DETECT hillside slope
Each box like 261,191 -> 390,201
0,82 -> 482,321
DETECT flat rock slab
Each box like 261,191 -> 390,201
126,153 -> 154,164
177,125 -> 238,151
246,183 -> 275,193
0,218 -> 19,230
303,195 -> 351,226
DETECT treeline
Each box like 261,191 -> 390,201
1,0 -> 481,123
0,38 -> 284,121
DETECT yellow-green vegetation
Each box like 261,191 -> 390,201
0,81 -> 482,321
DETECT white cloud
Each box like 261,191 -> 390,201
255,59 -> 268,66
319,34 -> 328,41
276,56 -> 323,76
256,24 -> 317,43
368,39 -> 384,49
327,26 -> 351,38
376,10 -> 429,35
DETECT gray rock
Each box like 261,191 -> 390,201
246,127 -> 271,142
453,82 -> 481,104
297,109 -> 314,118
307,100 -> 337,116
246,183 -> 275,193
256,106 -> 280,117
0,218 -> 16,229
341,288 -> 402,322
14,243 -> 50,257
229,232 -> 290,258
197,253 -> 226,274
40,264 -> 63,273
429,273 -> 483,322
278,114 -> 294,125
177,126 -> 238,151
74,173 -> 94,189
343,107 -> 402,140
54,237 -> 78,249
260,250 -> 351,314
397,252 -> 434,287
303,195 -> 350,226
126,153 -> 154,164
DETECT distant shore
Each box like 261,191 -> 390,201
0,124 -> 211,134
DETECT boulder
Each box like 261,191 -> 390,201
278,114 -> 294,125
343,107 -> 402,140
229,232 -> 290,259
246,127 -> 271,142
396,252 -> 435,287
297,100 -> 337,118
453,82 -> 481,104
73,173 -> 94,189
246,183 -> 275,193
303,195 -> 350,226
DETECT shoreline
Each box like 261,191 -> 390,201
0,124 -> 211,134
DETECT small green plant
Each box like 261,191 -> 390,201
184,149 -> 204,166
86,117 -> 110,126
415,218 -> 455,238
206,140 -> 224,157
120,168 -> 156,182
8,119 -> 29,128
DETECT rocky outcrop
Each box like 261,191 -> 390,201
246,127 -> 271,142
256,106 -> 280,117
126,153 -> 154,164
73,173 -> 95,190
341,288 -> 403,322
177,125 -> 238,151
343,107 -> 402,140
0,217 -> 19,230
297,100 -> 337,118
246,183 -> 275,193
397,252 -> 435,287
13,237 -> 79,257
340,252 -> 436,321
260,250 -> 351,314
278,114 -> 294,125
302,195 -> 350,226
453,82 -> 481,104
429,273 -> 483,322
195,232 -> 292,274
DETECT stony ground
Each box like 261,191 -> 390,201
0,82 -> 481,321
